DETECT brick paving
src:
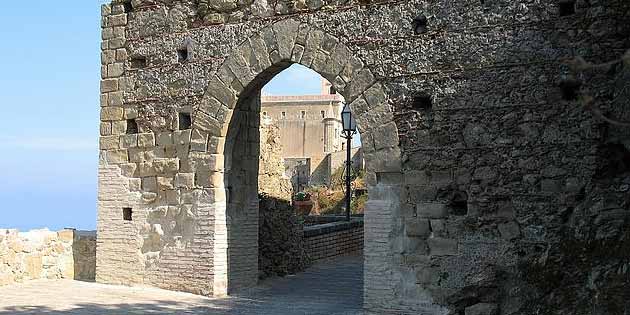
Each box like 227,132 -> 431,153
0,254 -> 363,315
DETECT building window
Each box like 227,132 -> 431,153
179,112 -> 192,130
123,208 -> 133,221
321,111 -> 325,118
301,111 -> 306,119
126,119 -> 138,134
281,112 -> 286,119
177,48 -> 189,63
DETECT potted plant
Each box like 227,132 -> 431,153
293,192 -> 313,216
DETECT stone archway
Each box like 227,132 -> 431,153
192,19 -> 404,298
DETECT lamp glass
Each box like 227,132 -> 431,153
341,104 -> 356,132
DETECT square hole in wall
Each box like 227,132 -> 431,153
559,77 -> 581,100
123,1 -> 133,13
411,93 -> 433,110
179,112 -> 192,130
177,49 -> 189,63
123,208 -> 133,221
559,0 -> 576,16
130,56 -> 147,69
126,119 -> 138,134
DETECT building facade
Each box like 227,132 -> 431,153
261,79 -> 346,188
96,1 -> 630,314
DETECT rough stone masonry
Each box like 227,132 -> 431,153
97,0 -> 630,314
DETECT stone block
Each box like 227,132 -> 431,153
498,221 -> 521,240
373,122 -> 399,150
105,149 -> 128,164
99,135 -> 119,150
119,134 -> 138,149
473,166 -> 497,181
107,63 -> 124,78
157,132 -> 173,146
101,50 -> 116,65
174,129 -> 192,145
25,255 -> 43,279
195,171 -> 223,188
157,177 -> 174,191
142,177 -> 158,192
137,133 -> 155,147
100,79 -> 118,93
195,111 -> 223,136
417,203 -> 448,219
108,14 -> 127,27
300,30 -> 324,67
416,267 -> 439,285
430,220 -> 446,236
465,303 -> 498,315
57,230 -> 74,242
153,158 -> 179,174
405,219 -> 430,238
428,237 -> 458,256
100,107 -> 123,121
272,19 -> 300,60
115,48 -> 128,61
129,178 -> 141,191
111,120 -> 126,135
108,91 -> 124,106
100,122 -> 112,136
175,173 -> 195,188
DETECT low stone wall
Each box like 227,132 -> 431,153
0,229 -> 97,286
304,219 -> 364,261
73,231 -> 97,282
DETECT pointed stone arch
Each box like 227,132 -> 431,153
190,18 -> 403,297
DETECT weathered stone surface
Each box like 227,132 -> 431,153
0,229 -> 96,286
96,1 -> 630,314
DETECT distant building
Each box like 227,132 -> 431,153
261,79 -> 361,190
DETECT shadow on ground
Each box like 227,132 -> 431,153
0,255 -> 363,315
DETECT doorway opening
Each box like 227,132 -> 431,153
223,64 -> 365,293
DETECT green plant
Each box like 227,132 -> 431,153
351,193 -> 368,214
294,192 -> 311,201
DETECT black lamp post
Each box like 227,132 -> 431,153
341,104 -> 357,222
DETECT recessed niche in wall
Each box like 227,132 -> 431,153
123,1 -> 133,13
558,0 -> 576,16
130,56 -> 147,69
179,112 -> 192,130
177,48 -> 189,63
412,15 -> 428,34
450,191 -> 468,216
559,77 -> 581,100
123,208 -> 133,221
126,119 -> 138,134
411,93 -> 433,110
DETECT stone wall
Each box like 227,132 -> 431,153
97,0 -> 630,313
304,219 -> 363,261
258,194 -> 309,280
259,118 -> 292,200
73,231 -> 97,282
0,229 -> 97,286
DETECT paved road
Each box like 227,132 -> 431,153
0,254 -> 363,315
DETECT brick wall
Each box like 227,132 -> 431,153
303,219 -> 363,261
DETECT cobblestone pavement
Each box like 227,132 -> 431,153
0,254 -> 363,315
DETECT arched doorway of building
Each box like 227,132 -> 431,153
193,19 -> 404,305
222,63 -> 367,293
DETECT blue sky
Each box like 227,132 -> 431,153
0,2 -> 324,231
